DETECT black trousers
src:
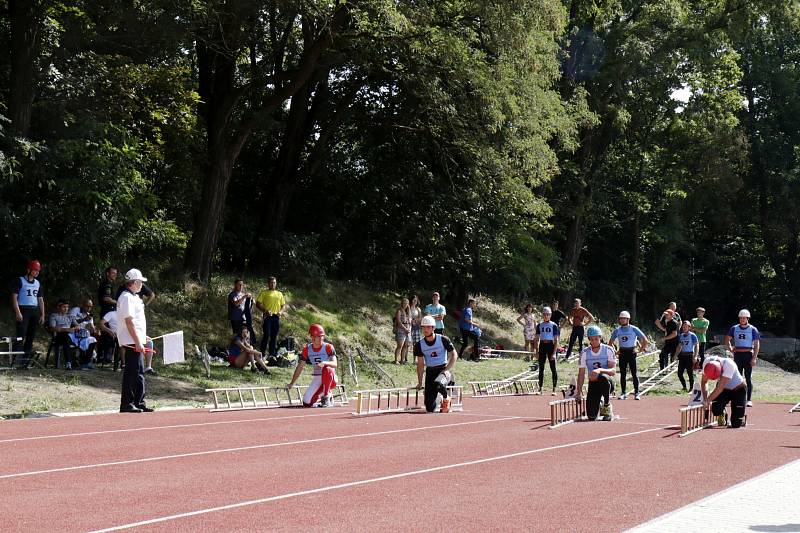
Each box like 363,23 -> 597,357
459,329 -> 480,360
711,386 -> 747,428
698,341 -> 707,365
260,315 -> 280,356
618,348 -> 639,394
14,306 -> 40,356
586,375 -> 613,420
53,332 -> 76,367
538,343 -> 557,390
566,325 -> 584,359
424,364 -> 450,412
120,346 -> 147,410
677,353 -> 694,390
659,338 -> 679,370
733,351 -> 754,401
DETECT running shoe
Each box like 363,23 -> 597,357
634,393 -> 641,400
746,400 -> 753,407
602,403 -> 613,421
319,396 -> 331,408
618,393 -> 628,400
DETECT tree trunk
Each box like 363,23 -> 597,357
9,0 -> 39,137
629,209 -> 641,320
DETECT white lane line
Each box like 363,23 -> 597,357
0,417 -> 517,480
0,411 -> 343,444
88,426 -> 668,532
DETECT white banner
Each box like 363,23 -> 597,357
161,331 -> 185,364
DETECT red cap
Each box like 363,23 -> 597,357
27,260 -> 41,271
704,361 -> 722,380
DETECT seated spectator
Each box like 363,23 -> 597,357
69,299 -> 98,334
228,326 -> 270,374
98,310 -> 120,369
49,300 -> 80,370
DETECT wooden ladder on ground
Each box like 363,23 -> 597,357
205,385 -> 349,412
352,386 -> 463,416
637,360 -> 679,397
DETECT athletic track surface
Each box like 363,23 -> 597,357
1,395 -> 798,532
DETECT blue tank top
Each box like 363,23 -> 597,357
729,325 -> 759,349
536,321 -> 558,341
580,344 -> 615,371
610,325 -> 644,349
419,334 -> 448,367
678,332 -> 698,353
17,276 -> 40,306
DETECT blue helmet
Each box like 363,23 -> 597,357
587,325 -> 602,338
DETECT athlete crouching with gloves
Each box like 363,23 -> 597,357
415,315 -> 458,413
576,326 -> 616,421
287,323 -> 338,407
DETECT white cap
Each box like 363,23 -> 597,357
125,268 -> 148,282
619,311 -> 631,319
738,309 -> 750,318
542,306 -> 552,315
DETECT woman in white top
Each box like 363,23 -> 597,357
516,303 -> 537,355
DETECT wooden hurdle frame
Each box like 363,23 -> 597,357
205,385 -> 349,412
549,397 -> 587,428
352,386 -> 463,416
469,379 -> 540,397
679,404 -> 717,437
790,401 -> 800,413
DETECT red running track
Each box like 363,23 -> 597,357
0,396 -> 798,532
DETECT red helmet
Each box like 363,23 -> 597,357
308,323 -> 325,337
27,260 -> 41,271
703,360 -> 722,380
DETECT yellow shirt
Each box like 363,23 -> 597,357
256,289 -> 286,314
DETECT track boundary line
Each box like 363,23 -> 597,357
87,426 -> 668,532
0,417 -> 518,480
0,411 -> 344,444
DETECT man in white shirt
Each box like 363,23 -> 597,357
117,268 -> 153,413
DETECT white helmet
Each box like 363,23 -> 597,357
738,309 -> 751,318
421,315 -> 437,327
619,311 -> 631,319
542,306 -> 552,314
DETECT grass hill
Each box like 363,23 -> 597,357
1,275 -> 798,417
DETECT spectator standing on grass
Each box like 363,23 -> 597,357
256,276 -> 286,358
458,298 -> 481,362
228,325 -> 269,374
724,309 -> 760,408
415,315 -> 458,413
409,295 -> 422,348
117,268 -> 153,413
516,303 -> 537,355
657,309 -> 680,370
608,311 -> 648,400
673,320 -> 699,392
10,259 -> 45,364
533,307 -> 559,395
424,292 -> 446,335
394,297 -> 411,364
228,279 -> 252,335
287,324 -> 338,407
550,300 -> 566,330
565,298 -> 594,360
691,307 -> 710,365
97,266 -> 118,316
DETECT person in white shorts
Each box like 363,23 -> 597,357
287,323 -> 338,407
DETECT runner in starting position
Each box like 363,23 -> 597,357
576,325 -> 616,421
415,315 -> 458,413
287,323 -> 338,407
701,354 -> 747,428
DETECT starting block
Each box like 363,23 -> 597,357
352,386 -> 463,416
790,401 -> 800,413
205,385 -> 349,412
549,397 -> 587,428
469,379 -> 539,397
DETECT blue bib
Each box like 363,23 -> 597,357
305,342 -> 335,376
419,334 -> 448,367
732,325 -> 756,349
17,277 -> 40,306
679,332 -> 698,353
536,321 -> 558,341
581,345 -> 615,371
611,325 -> 644,349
